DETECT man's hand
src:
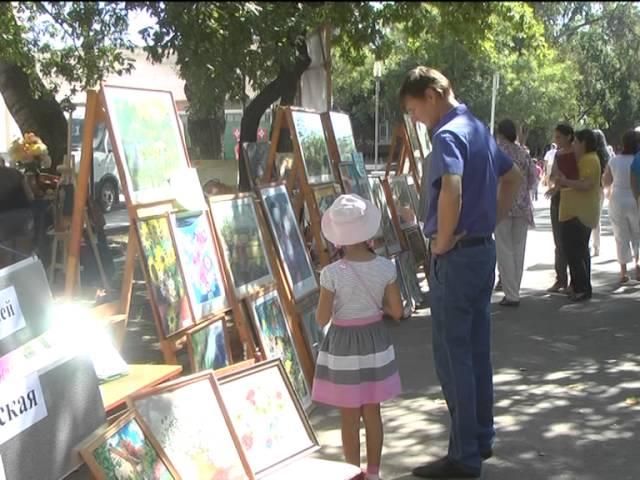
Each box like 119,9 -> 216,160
431,231 -> 467,256
544,187 -> 556,200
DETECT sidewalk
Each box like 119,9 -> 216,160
310,195 -> 640,480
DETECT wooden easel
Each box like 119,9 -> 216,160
65,86 -> 258,366
386,124 -> 421,188
261,106 -> 334,268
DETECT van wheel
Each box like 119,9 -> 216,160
97,179 -> 118,213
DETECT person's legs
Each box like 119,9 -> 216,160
495,218 -> 517,301
512,217 -> 529,301
550,195 -> 568,288
562,219 -> 588,295
362,404 -> 383,479
579,221 -> 593,297
340,408 -> 362,467
609,200 -> 633,280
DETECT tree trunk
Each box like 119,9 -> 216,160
0,62 -> 67,171
184,81 -> 225,160
238,39 -> 311,192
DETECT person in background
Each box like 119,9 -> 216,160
631,150 -> 640,202
591,129 -> 613,257
545,124 -> 578,293
544,142 -> 558,186
556,129 -> 601,302
602,130 -> 640,282
533,159 -> 543,201
400,66 -> 522,479
494,119 -> 536,307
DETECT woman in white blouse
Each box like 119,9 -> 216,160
602,130 -> 640,282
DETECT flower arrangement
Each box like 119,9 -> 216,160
8,132 -> 52,171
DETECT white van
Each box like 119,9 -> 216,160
70,107 -> 121,212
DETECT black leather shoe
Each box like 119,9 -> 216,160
481,449 -> 493,460
499,298 -> 520,307
412,457 -> 480,478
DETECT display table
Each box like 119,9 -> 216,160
99,364 -> 183,413
262,458 -> 364,480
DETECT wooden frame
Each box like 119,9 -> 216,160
294,291 -> 324,363
381,177 -> 409,252
386,122 -> 421,188
185,314 -> 232,373
209,193 -> 275,299
217,359 -> 320,478
79,409 -> 180,480
258,183 -> 318,302
369,176 -> 402,256
128,371 -> 256,480
244,288 -> 312,410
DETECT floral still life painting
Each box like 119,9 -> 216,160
188,319 -> 229,373
172,212 -> 228,320
82,413 -> 175,480
132,376 -> 251,480
218,361 -> 318,476
102,86 -> 189,205
249,291 -> 311,409
138,216 -> 192,338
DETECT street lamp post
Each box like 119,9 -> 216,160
490,71 -> 500,135
374,60 -> 383,166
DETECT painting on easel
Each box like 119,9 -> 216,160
291,110 -> 334,185
102,85 -> 189,205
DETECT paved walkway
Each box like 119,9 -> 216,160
309,194 -> 640,480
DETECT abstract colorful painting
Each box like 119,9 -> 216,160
248,291 -> 311,409
137,216 -> 192,338
81,412 -> 175,480
210,195 -> 274,298
329,112 -> 357,163
291,110 -> 334,184
218,360 -> 319,476
102,86 -> 189,205
171,212 -> 227,320
260,185 -> 317,301
369,177 -> 401,254
132,375 -> 252,480
187,318 -> 230,373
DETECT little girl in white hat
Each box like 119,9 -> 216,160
312,194 -> 403,480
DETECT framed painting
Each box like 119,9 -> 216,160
101,85 -> 189,205
329,112 -> 357,163
242,141 -> 271,188
312,183 -> 340,217
218,359 -> 319,477
339,162 -> 372,202
129,372 -> 255,480
405,226 -> 427,266
403,113 -> 423,162
137,215 -> 193,339
259,184 -> 318,301
186,317 -> 231,373
390,175 -> 418,230
404,174 -> 421,216
247,290 -> 311,409
209,194 -> 274,299
80,410 -> 178,480
291,110 -> 334,184
170,211 -> 228,321
392,256 -> 413,319
369,177 -> 401,255
297,293 -> 325,362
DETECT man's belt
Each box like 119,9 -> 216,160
428,235 -> 492,251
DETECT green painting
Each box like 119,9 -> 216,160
291,111 -> 334,184
329,112 -> 357,163
189,320 -> 229,372
103,86 -> 189,204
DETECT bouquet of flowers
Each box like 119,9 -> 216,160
8,132 -> 52,172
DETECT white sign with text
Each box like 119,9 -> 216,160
0,286 -> 25,341
0,372 -> 48,445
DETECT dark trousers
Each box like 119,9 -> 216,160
560,218 -> 592,295
550,194 -> 569,286
428,241 -> 496,472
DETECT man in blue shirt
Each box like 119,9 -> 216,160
400,67 -> 522,478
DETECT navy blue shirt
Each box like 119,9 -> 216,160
423,105 -> 513,237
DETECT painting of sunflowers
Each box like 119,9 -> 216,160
137,216 -> 193,338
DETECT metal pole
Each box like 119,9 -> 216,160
490,72 -> 499,135
374,76 -> 380,165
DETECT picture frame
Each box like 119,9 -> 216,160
242,141 -> 271,189
392,256 -> 414,318
369,177 -> 401,255
404,174 -> 421,216
209,194 -> 274,299
101,85 -> 190,206
186,316 -> 232,373
259,184 -> 318,302
312,183 -> 340,218
389,175 -> 418,230
297,292 -> 325,362
128,371 -> 255,480
405,226 -> 428,266
170,210 -> 228,321
217,359 -> 320,477
291,110 -> 334,185
328,112 -> 357,164
404,113 -> 423,162
136,214 -> 194,339
339,162 -> 372,202
246,289 -> 312,409
79,410 -> 179,480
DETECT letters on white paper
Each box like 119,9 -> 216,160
0,372 -> 48,445
0,286 -> 25,341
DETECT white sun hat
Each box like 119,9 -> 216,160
321,194 -> 382,246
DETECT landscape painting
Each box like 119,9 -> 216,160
260,185 -> 317,301
171,212 -> 227,321
329,112 -> 357,163
137,216 -> 193,338
291,110 -> 334,184
248,290 -> 311,409
102,86 -> 189,205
